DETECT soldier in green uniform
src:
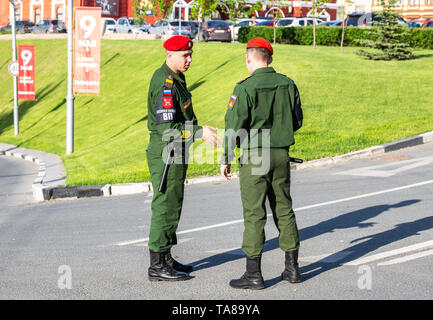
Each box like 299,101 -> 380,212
220,38 -> 303,289
147,35 -> 220,282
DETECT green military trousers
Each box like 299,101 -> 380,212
239,148 -> 300,258
146,146 -> 188,253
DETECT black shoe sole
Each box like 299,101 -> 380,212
148,275 -> 188,282
229,282 -> 265,290
281,275 -> 301,283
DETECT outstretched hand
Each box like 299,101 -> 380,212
220,163 -> 232,180
201,126 -> 222,146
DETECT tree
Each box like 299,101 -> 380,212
310,0 -> 333,49
339,0 -> 354,54
189,0 -> 220,42
222,0 -> 263,41
357,0 -> 413,60
133,0 -> 174,37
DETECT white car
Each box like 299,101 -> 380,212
102,18 -> 117,34
115,17 -> 143,34
233,19 -> 252,41
276,17 -> 324,27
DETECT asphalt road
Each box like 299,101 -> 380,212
0,155 -> 38,209
0,142 -> 433,300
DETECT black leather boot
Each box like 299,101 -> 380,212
148,250 -> 188,282
281,250 -> 301,283
165,250 -> 193,273
229,257 -> 265,290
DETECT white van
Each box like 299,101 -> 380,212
276,17 -> 324,27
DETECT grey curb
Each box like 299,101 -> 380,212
1,129 -> 432,202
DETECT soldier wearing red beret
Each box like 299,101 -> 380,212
221,38 -> 304,289
146,36 -> 221,281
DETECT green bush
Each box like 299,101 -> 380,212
238,26 -> 433,49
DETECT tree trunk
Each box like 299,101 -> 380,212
313,19 -> 316,49
340,17 -> 346,54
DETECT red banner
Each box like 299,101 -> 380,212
74,7 -> 101,95
18,45 -> 35,100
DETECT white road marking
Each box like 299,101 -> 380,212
343,239 -> 433,266
336,157 -> 433,177
206,247 -> 242,254
301,251 -> 353,263
108,178 -> 433,247
377,248 -> 433,266
133,237 -> 194,247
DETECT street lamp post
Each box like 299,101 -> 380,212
9,0 -> 19,136
66,0 -> 74,154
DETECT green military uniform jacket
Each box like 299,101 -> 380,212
147,63 -> 202,152
222,67 -> 303,164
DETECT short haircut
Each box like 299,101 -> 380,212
247,47 -> 272,64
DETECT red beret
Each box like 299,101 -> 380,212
246,37 -> 273,55
163,35 -> 193,51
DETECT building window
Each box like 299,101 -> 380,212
15,9 -> 20,21
35,8 -> 41,23
57,7 -> 63,21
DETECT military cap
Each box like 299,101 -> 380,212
163,35 -> 193,51
246,37 -> 273,55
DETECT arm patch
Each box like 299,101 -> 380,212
156,86 -> 177,124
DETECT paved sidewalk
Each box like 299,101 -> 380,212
1,129 -> 432,202
0,143 -> 65,201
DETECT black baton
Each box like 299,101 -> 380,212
289,157 -> 303,164
158,143 -> 175,193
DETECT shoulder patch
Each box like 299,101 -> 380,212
183,99 -> 192,110
165,75 -> 174,88
228,95 -> 237,109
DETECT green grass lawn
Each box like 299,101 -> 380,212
1,39 -> 432,186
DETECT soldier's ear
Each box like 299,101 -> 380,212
166,50 -> 174,62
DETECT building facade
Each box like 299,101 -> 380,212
0,0 -> 133,27
167,0 -> 338,21
372,0 -> 433,19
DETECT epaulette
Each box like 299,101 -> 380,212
277,72 -> 294,83
237,75 -> 252,85
164,75 -> 174,88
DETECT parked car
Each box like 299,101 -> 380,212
115,17 -> 143,34
322,20 -> 343,26
275,17 -> 324,27
201,20 -> 232,42
233,19 -> 252,40
1,20 -> 35,33
422,19 -> 433,28
346,12 -> 406,27
406,19 -> 425,28
275,18 -> 295,27
138,21 -> 151,34
168,20 -> 193,38
32,19 -> 66,33
256,20 -> 274,26
102,18 -> 117,34
149,20 -> 193,38
186,21 -> 201,39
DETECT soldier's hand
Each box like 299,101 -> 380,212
220,164 -> 232,180
201,126 -> 222,146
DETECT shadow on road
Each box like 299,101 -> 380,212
191,199 -> 424,287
